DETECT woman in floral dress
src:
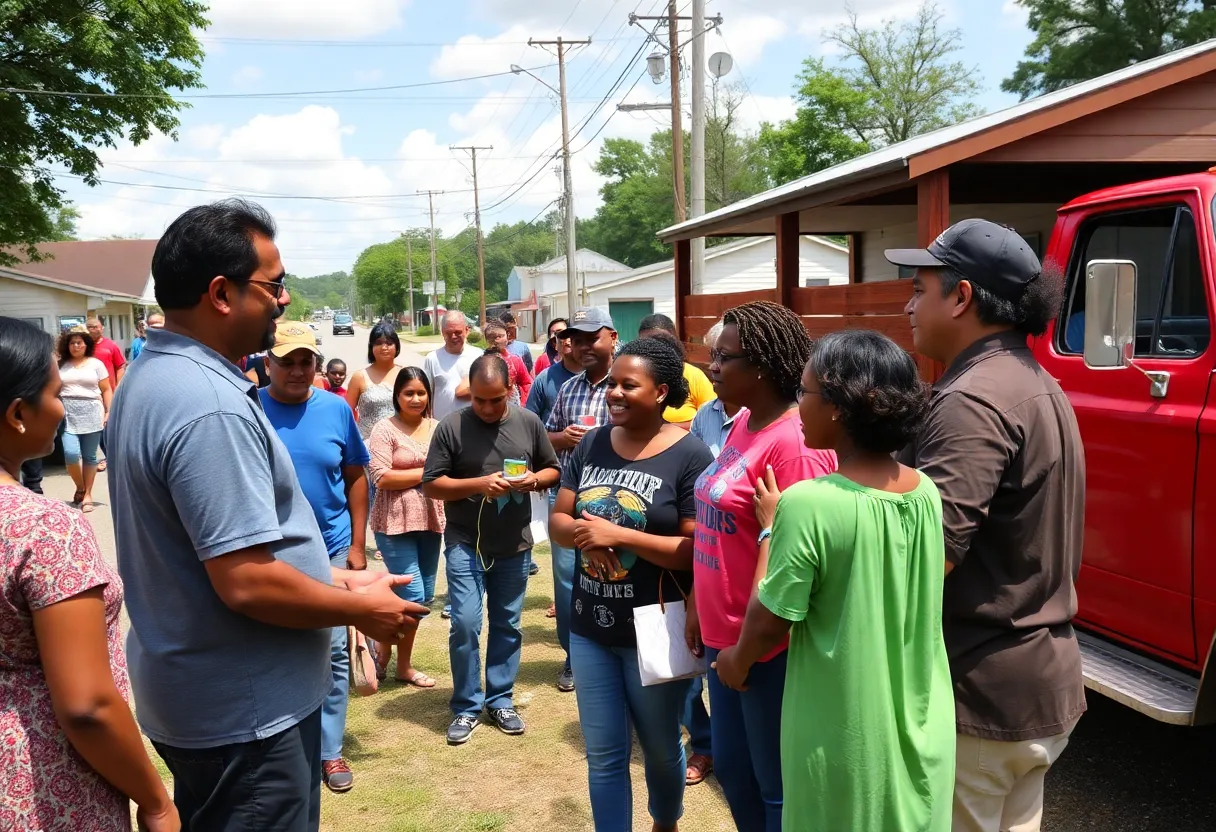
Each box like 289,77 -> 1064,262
0,317 -> 177,832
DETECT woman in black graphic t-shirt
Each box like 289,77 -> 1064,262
551,337 -> 713,832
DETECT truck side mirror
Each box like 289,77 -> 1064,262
1083,259 -> 1137,370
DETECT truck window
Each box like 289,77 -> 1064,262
1059,205 -> 1209,358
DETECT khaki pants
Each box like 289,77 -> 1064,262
951,727 -> 1074,832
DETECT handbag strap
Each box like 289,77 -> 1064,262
656,569 -> 689,614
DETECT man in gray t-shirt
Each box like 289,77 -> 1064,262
107,199 -> 426,831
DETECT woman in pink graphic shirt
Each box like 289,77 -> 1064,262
686,301 -> 836,832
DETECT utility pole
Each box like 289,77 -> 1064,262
526,36 -> 590,317
452,145 -> 492,326
690,0 -> 706,292
405,236 -> 415,332
419,189 -> 443,328
668,0 -> 686,223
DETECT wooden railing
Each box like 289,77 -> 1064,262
681,281 -> 940,380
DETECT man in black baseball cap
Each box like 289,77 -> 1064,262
890,219 -> 1085,832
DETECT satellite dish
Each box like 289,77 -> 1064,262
708,52 -> 733,79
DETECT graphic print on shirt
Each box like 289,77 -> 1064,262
694,445 -> 749,572
574,462 -> 664,623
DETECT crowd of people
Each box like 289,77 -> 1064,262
0,199 -> 1087,832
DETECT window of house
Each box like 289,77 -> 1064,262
1058,205 -> 1210,358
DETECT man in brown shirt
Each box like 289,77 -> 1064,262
888,219 -> 1086,832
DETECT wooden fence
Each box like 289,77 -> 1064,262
681,281 -> 940,380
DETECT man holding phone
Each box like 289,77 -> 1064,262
423,354 -> 560,745
542,307 -> 618,692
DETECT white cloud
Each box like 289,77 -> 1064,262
352,68 -> 385,83
203,0 -> 411,39
231,65 -> 263,85
72,107 -> 413,275
715,14 -> 787,67
1001,0 -> 1029,28
733,94 -> 797,132
430,26 -> 533,81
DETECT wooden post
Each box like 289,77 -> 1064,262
916,168 -> 950,381
848,233 -> 863,284
673,238 -> 692,342
775,212 -> 799,310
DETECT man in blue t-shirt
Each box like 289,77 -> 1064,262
259,321 -> 371,794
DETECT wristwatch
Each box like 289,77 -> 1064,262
757,527 -> 772,545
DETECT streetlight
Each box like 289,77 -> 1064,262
646,51 -> 667,84
512,58 -> 578,316
510,64 -> 558,95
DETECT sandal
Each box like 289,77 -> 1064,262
545,603 -> 557,618
686,753 -> 713,786
72,489 -> 84,506
367,641 -> 387,681
81,500 -> 95,514
397,670 -> 436,688
96,460 -> 106,472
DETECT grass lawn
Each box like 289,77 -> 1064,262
148,542 -> 734,831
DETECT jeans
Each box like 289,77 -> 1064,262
152,708 -> 322,831
706,646 -> 787,832
376,530 -> 441,606
549,488 -> 575,665
682,674 -> 713,757
570,633 -> 690,831
446,542 -> 530,717
322,553 -> 351,761
20,457 -> 43,494
62,430 -> 101,465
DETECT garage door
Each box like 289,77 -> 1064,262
608,300 -> 655,343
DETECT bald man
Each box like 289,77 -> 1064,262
422,310 -> 483,420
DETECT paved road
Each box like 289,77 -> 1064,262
315,322 -> 432,373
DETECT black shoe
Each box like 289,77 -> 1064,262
529,560 -> 540,576
446,714 -> 480,745
488,707 -> 525,735
556,663 -> 575,693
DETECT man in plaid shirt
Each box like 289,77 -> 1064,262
543,307 -> 618,693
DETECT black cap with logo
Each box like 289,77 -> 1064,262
557,306 -> 616,336
884,218 -> 1042,301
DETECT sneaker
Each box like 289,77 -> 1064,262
441,604 -> 452,619
528,560 -> 540,576
321,758 -> 354,792
488,707 -> 525,735
556,663 -> 575,692
446,714 -> 480,745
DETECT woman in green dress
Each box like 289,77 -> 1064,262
714,329 -> 955,832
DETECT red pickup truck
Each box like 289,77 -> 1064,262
1037,171 -> 1216,726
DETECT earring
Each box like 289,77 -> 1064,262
17,425 -> 25,433
657,397 -> 665,404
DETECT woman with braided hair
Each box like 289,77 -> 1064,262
687,301 -> 837,831
550,336 -> 713,832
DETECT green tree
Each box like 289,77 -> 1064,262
757,1 -> 981,184
705,84 -> 771,210
1003,0 -> 1216,100
49,204 -> 79,241
352,240 -> 410,315
0,1 -> 207,266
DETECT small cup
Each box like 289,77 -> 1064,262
578,415 -> 597,428
503,458 -> 528,480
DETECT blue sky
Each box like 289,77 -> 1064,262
58,0 -> 1036,276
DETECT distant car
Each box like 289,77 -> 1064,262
308,322 -> 323,345
332,313 -> 354,336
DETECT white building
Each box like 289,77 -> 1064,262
506,249 -> 633,339
577,236 -> 849,341
0,240 -> 158,355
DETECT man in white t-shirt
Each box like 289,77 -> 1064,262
423,310 -> 482,421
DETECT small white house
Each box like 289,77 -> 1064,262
0,240 -> 158,354
574,236 -> 850,341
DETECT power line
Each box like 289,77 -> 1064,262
0,65 -> 556,100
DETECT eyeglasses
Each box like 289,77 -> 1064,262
795,384 -> 824,403
708,348 -> 746,365
239,277 -> 287,301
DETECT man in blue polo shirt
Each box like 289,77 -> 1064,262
107,199 -> 426,831
259,321 -> 370,794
